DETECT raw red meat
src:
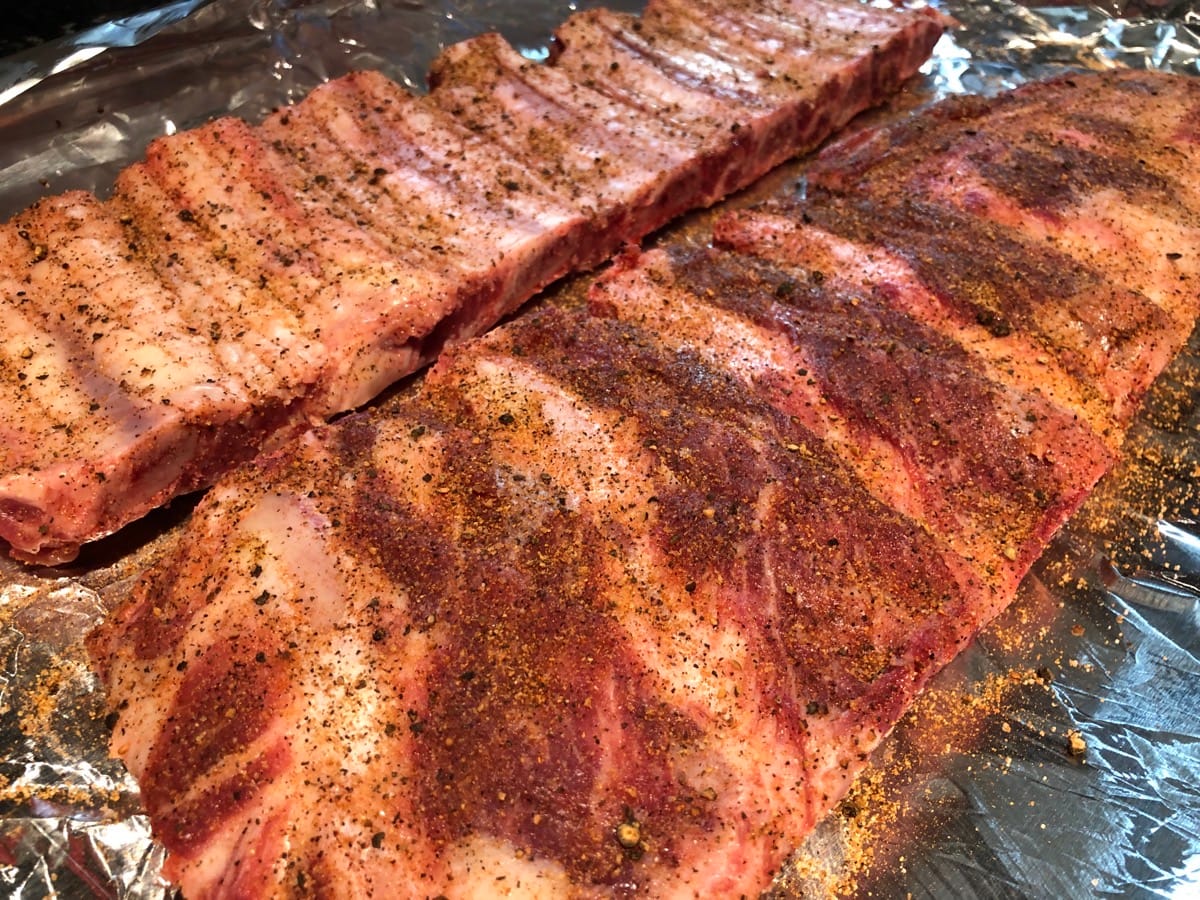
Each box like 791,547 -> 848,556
0,0 -> 945,563
90,69 -> 1200,897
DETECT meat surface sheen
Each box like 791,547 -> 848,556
717,69 -> 1200,424
0,0 -> 946,563
90,70 -> 1200,898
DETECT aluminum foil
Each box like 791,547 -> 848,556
0,1 -> 1198,897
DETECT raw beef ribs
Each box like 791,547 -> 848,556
0,0 -> 945,563
89,70 -> 1200,897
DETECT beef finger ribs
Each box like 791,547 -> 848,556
0,0 -> 946,563
89,69 -> 1200,897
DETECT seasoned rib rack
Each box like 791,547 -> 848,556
91,69 -> 1200,897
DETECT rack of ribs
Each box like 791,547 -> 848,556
0,0 -> 946,563
89,69 -> 1200,897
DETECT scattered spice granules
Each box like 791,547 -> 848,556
779,664 -> 1060,897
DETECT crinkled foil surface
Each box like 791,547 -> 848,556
1,1 -> 1199,897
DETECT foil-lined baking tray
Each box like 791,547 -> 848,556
1,1 -> 1198,896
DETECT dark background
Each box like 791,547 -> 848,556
2,0 -> 173,56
